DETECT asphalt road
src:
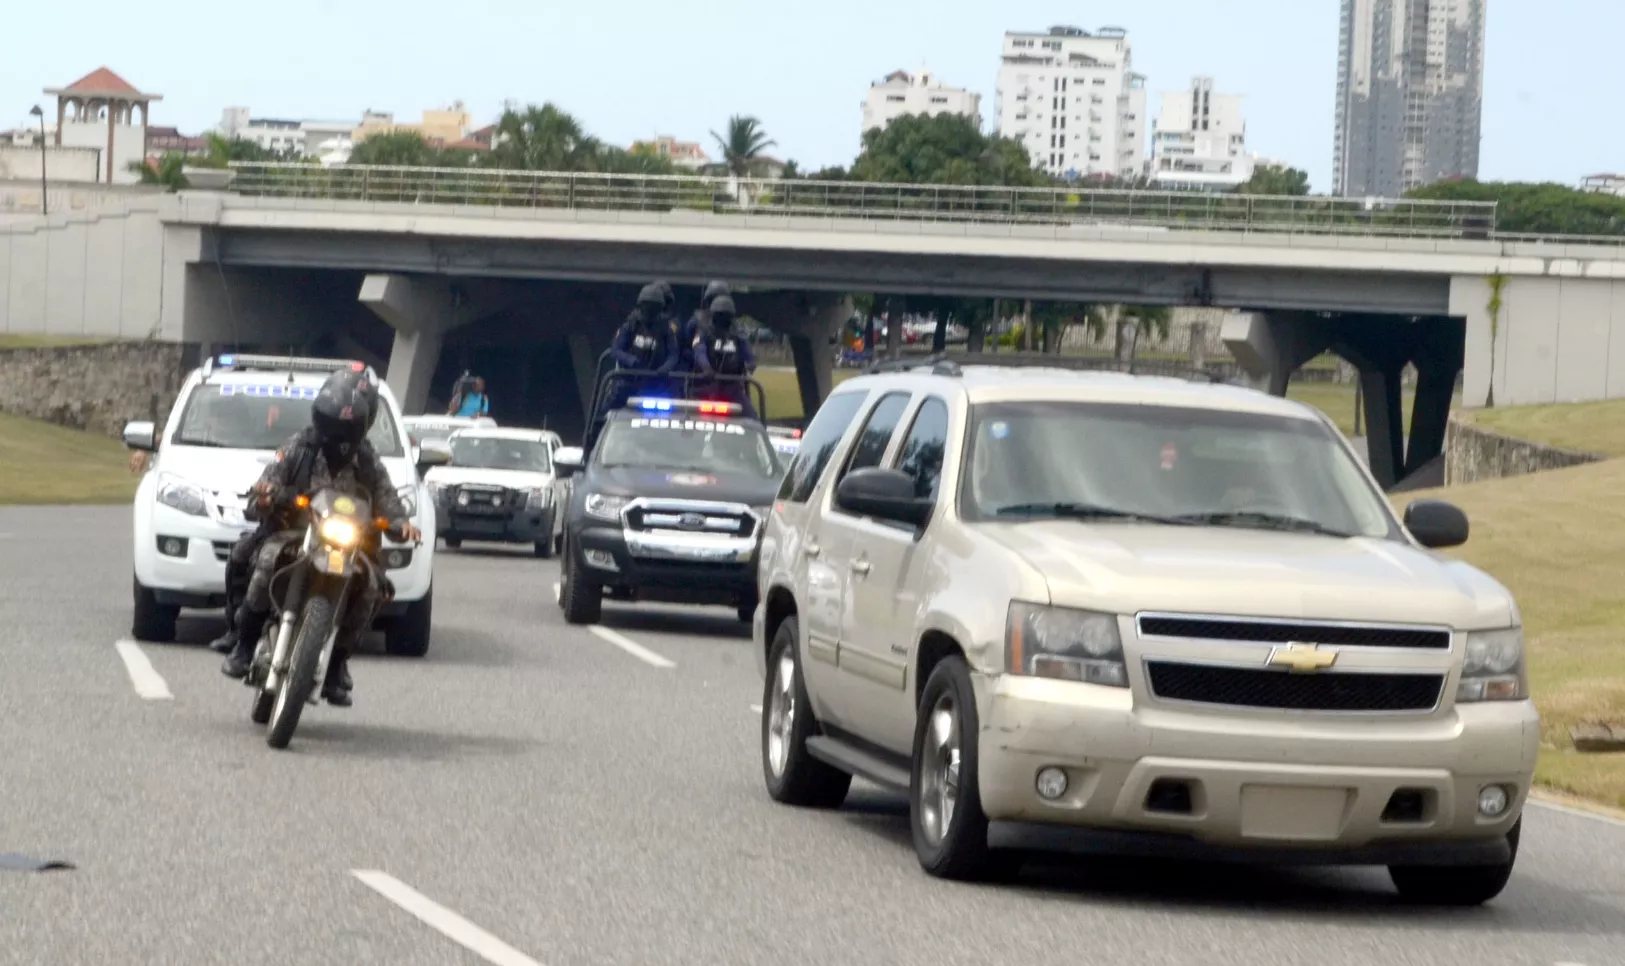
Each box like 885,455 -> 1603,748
2,505 -> 1622,966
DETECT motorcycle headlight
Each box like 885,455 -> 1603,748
156,473 -> 207,517
319,517 -> 361,549
584,493 -> 630,521
1457,627 -> 1527,702
1005,601 -> 1128,688
396,484 -> 418,517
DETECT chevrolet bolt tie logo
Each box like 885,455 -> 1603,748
1267,642 -> 1339,673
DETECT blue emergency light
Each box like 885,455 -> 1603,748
217,354 -> 236,368
629,397 -> 740,416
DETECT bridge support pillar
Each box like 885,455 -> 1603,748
788,294 -> 851,421
1221,311 -> 1329,395
359,274 -> 475,415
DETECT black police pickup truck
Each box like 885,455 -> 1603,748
554,396 -> 783,625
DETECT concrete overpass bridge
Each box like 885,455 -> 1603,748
5,165 -> 1625,488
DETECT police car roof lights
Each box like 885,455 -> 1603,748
629,397 -> 741,417
209,353 -> 371,376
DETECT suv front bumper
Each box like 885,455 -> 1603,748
973,673 -> 1539,863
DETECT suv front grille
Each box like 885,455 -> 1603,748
1137,615 -> 1450,651
1145,661 -> 1444,713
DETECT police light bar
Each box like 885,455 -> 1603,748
630,397 -> 741,416
212,353 -> 370,376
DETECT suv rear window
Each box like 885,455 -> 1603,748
172,382 -> 405,458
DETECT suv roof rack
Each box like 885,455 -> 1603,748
204,353 -> 371,378
862,352 -> 1234,385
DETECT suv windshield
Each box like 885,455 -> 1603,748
596,416 -> 780,479
450,436 -> 551,472
171,382 -> 405,458
959,401 -> 1396,540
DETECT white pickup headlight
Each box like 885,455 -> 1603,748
527,486 -> 551,508
584,493 -> 630,521
156,473 -> 207,517
1006,602 -> 1128,688
1457,627 -> 1526,702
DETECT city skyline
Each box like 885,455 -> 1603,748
2,0 -> 1617,193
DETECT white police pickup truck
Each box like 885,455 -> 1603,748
123,354 -> 444,656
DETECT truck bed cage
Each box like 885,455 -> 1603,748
583,351 -> 769,452
862,352 -> 1239,385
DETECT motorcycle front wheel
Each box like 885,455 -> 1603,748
266,595 -> 334,750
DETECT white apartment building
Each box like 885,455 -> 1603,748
861,70 -> 983,136
219,108 -> 354,158
994,25 -> 1147,181
1148,76 -> 1255,190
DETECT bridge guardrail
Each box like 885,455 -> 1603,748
225,163 -> 1501,240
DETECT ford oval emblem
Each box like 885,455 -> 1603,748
678,512 -> 706,530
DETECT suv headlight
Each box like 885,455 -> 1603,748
396,484 -> 418,517
1457,627 -> 1526,702
584,493 -> 630,521
1006,602 -> 1128,688
156,473 -> 207,517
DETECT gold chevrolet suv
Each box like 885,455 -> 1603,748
752,358 -> 1537,905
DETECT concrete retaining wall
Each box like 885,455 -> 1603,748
0,341 -> 190,439
1444,413 -> 1604,485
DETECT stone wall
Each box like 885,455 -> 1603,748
1444,413 -> 1604,485
0,341 -> 190,439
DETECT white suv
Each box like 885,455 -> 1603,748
753,359 -> 1538,905
124,354 -> 440,656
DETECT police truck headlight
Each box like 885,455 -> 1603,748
1005,602 -> 1128,688
584,493 -> 630,521
156,473 -> 208,518
319,518 -> 361,549
1457,627 -> 1527,702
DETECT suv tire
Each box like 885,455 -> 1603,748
560,544 -> 602,625
384,590 -> 433,657
910,656 -> 1018,882
1388,817 -> 1520,906
762,617 -> 851,808
132,577 -> 179,643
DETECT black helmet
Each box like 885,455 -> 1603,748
353,366 -> 381,431
701,280 -> 730,310
635,283 -> 664,313
312,366 -> 372,467
709,295 -> 737,327
653,280 -> 676,311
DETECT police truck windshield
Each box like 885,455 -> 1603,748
172,383 -> 405,457
596,416 -> 780,479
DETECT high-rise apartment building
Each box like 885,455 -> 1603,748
1149,76 -> 1256,190
1333,0 -> 1486,197
861,70 -> 982,137
994,26 -> 1147,181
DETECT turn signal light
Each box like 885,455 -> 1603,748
294,495 -> 310,509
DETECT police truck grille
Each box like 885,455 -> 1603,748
626,503 -> 755,537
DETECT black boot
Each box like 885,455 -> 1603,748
222,610 -> 266,679
322,651 -> 353,708
208,629 -> 237,654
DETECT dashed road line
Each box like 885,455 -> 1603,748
353,870 -> 544,966
551,581 -> 560,604
114,640 -> 172,701
587,626 -> 676,669
750,703 -> 762,714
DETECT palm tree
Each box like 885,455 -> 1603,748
128,154 -> 189,191
1116,304 -> 1173,361
711,115 -> 776,178
486,103 -> 600,171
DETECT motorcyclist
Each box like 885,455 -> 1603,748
678,280 -> 730,381
603,283 -> 678,413
692,295 -> 759,419
211,375 -> 383,661
220,367 -> 419,707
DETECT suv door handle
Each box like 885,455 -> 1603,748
803,541 -> 820,558
849,558 -> 871,575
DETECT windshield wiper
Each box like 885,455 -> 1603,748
1172,510 -> 1356,538
172,438 -> 234,449
994,503 -> 1193,526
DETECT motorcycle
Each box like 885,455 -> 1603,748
246,487 -> 406,749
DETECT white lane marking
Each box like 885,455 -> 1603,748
1529,797 -> 1625,829
750,703 -> 762,714
353,870 -> 545,966
114,640 -> 173,701
587,626 -> 675,669
552,581 -> 560,603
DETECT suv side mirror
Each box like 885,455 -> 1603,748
554,446 -> 584,479
123,420 -> 156,452
416,439 -> 452,472
1403,499 -> 1469,549
835,467 -> 932,527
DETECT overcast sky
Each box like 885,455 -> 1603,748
6,0 -> 1619,192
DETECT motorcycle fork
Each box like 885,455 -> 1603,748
265,566 -> 307,693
